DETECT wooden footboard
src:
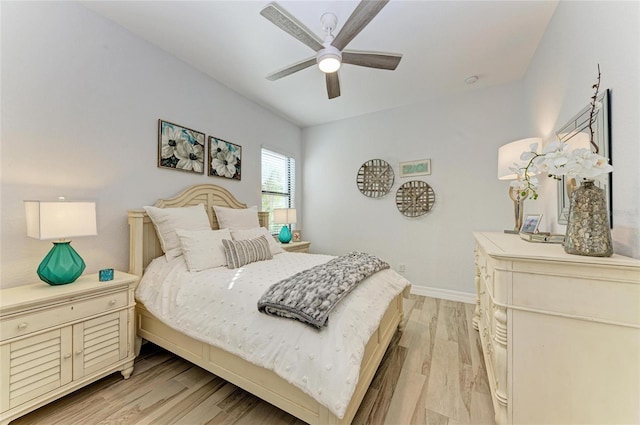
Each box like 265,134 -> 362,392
136,290 -> 404,425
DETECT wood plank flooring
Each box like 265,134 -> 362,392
12,296 -> 495,425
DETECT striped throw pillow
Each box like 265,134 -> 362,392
222,236 -> 273,269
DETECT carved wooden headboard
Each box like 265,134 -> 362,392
128,184 -> 268,277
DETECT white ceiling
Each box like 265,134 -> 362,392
81,1 -> 558,128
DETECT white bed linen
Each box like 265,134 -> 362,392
135,252 -> 410,419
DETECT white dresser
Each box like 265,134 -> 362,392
473,232 -> 640,425
0,272 -> 138,425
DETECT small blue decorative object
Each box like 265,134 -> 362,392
278,226 -> 292,244
99,268 -> 114,282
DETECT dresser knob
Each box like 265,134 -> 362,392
75,350 -> 83,355
109,300 -> 117,306
64,353 -> 72,359
18,323 -> 28,330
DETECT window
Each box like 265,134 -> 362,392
261,148 -> 296,234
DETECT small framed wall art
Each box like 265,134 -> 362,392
209,137 -> 242,180
158,120 -> 205,174
399,159 -> 431,177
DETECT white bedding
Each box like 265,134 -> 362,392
135,252 -> 410,419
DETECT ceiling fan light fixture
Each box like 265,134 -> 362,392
261,1 -> 401,98
318,55 -> 341,73
317,44 -> 342,73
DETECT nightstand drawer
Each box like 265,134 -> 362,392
1,291 -> 127,341
281,241 -> 310,253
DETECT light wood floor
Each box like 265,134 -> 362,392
13,296 -> 495,425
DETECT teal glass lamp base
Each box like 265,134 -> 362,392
37,241 -> 86,285
278,225 -> 292,243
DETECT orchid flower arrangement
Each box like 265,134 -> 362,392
510,140 -> 613,199
510,65 -> 613,200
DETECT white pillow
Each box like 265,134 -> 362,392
175,228 -> 231,271
144,204 -> 211,261
230,227 -> 285,255
213,205 -> 259,229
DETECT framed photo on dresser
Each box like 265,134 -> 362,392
521,214 -> 542,234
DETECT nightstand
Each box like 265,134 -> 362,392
280,241 -> 311,253
0,271 -> 138,425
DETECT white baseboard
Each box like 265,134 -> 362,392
410,285 -> 476,305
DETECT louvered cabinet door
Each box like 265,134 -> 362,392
0,328 -> 72,411
73,310 -> 128,379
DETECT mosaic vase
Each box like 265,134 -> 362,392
564,180 -> 613,257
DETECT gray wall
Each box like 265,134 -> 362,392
1,2 -> 302,288
303,1 -> 640,297
302,83 -> 526,296
523,0 -> 640,258
3,1 -> 637,295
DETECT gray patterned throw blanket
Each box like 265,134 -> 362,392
257,251 -> 390,329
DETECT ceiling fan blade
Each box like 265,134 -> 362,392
267,57 -> 316,81
326,72 -> 341,99
332,0 -> 389,51
342,51 -> 402,70
260,2 -> 324,52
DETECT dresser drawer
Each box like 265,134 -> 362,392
1,291 -> 128,341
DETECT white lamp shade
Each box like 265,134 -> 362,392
497,137 -> 541,180
273,208 -> 297,224
25,201 -> 97,240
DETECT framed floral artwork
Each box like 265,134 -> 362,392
158,120 -> 205,174
292,230 -> 301,242
209,137 -> 242,180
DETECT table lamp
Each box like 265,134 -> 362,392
498,138 -> 541,233
273,208 -> 296,243
25,199 -> 97,285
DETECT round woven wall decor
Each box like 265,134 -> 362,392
395,180 -> 435,217
356,159 -> 394,198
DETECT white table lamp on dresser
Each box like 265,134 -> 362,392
497,138 -> 541,233
473,232 -> 640,425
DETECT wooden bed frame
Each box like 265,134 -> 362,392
128,184 -> 405,424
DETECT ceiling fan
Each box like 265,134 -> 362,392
260,0 -> 402,99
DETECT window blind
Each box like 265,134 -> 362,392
261,148 -> 296,234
